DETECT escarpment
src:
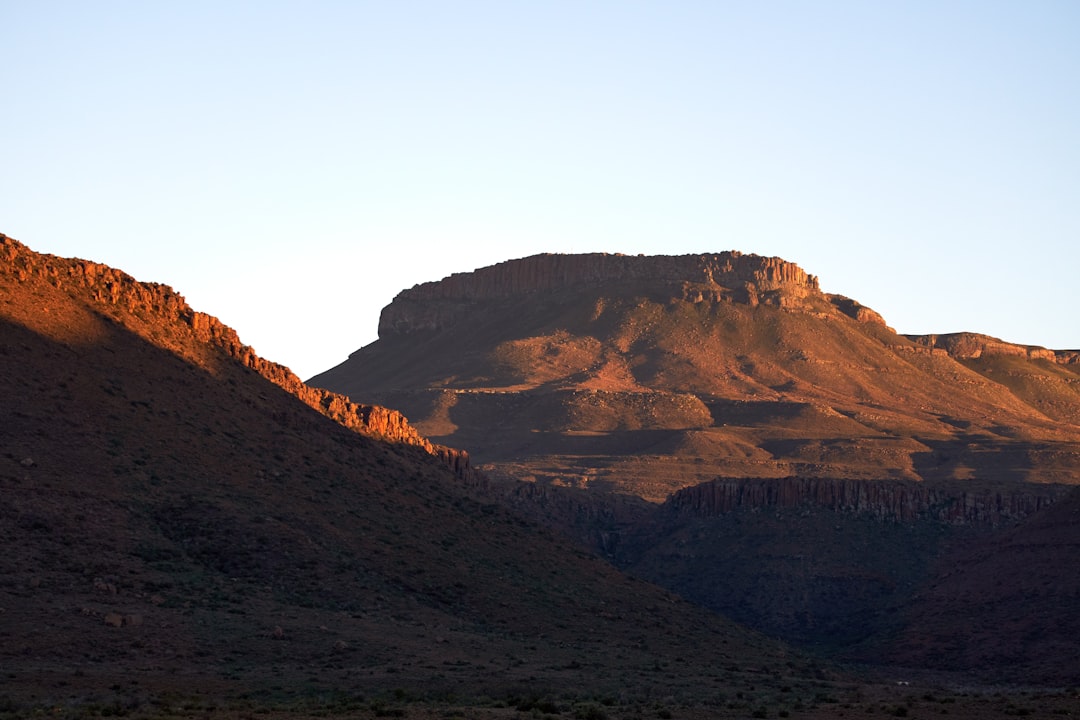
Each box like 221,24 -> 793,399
667,476 -> 1065,526
906,332 -> 1080,364
378,251 -> 822,336
0,233 -> 477,479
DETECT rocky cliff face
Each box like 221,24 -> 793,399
906,332 -> 1079,364
379,252 -> 822,336
494,472 -> 1071,657
494,474 -> 1066,568
0,233 -> 477,479
667,476 -> 1064,526
827,294 -> 890,327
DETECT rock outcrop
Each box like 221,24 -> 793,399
667,476 -> 1065,526
906,332 -> 1079,365
379,252 -> 821,336
0,233 -> 478,480
828,294 -> 890,327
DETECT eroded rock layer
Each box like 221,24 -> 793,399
907,331 -> 1080,364
379,251 -> 821,335
668,476 -> 1065,525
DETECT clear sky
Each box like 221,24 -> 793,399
3,1 -> 1078,380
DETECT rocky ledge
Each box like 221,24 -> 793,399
905,332 -> 1080,365
668,476 -> 1065,526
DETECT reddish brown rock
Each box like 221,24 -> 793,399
379,252 -> 821,336
906,332 -> 1073,364
0,233 -> 477,481
828,295 -> 890,327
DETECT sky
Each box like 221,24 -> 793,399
2,1 -> 1078,380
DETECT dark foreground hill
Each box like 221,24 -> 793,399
1,234 -> 827,716
310,252 -> 1080,686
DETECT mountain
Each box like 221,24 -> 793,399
310,251 -> 1080,684
311,252 -> 1080,497
1,234 -> 820,715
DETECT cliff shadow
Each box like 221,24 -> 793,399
911,434 -> 1037,484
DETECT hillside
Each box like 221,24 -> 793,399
310,252 -> 1080,684
312,253 -> 1080,500
1,234 -> 821,715
881,485 -> 1080,684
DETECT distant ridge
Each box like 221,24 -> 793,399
379,251 -> 833,337
906,331 -> 1080,364
391,251 -> 819,300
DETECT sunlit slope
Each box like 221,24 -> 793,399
312,254 -> 1080,498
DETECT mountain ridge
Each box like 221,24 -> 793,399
1,233 -> 481,480
376,251 -> 889,340
906,331 -> 1080,364
313,250 -> 1080,497
376,251 -> 1075,357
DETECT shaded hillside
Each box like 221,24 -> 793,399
880,485 -> 1080,685
614,476 -> 1078,676
0,234 -> 812,711
312,252 -> 1080,499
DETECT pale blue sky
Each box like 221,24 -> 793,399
3,1 -> 1077,379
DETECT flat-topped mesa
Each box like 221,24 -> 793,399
906,332 -> 1080,365
379,252 -> 820,336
